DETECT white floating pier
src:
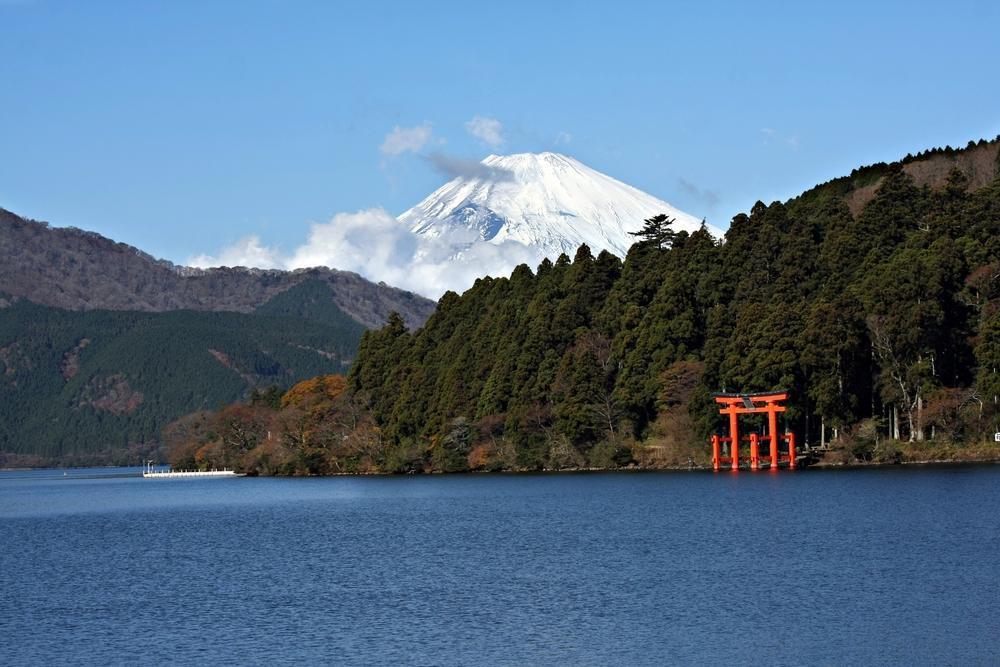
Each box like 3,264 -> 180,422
142,461 -> 243,478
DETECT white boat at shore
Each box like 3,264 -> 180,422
142,461 -> 243,479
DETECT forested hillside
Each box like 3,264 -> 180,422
166,138 -> 1000,475
0,280 -> 367,465
0,205 -> 437,466
346,139 -> 999,469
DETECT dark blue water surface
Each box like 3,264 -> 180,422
2,466 -> 1000,665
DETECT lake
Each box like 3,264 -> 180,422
2,466 -> 999,665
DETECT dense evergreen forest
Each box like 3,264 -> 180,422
0,280 -> 366,465
173,138 -> 997,474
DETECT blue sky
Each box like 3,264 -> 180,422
2,0 -> 999,265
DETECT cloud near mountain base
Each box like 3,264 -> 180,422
188,208 -> 540,299
188,235 -> 284,270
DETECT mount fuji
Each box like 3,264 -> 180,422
399,152 -> 722,264
193,152 -> 723,299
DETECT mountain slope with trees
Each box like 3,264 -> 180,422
164,137 -> 1000,475
0,206 -> 437,466
0,280 -> 370,465
342,138 -> 999,469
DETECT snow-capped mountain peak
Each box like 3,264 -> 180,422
399,152 -> 720,261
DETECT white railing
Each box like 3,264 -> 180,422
142,461 -> 241,478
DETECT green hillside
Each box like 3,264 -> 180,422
0,280 -> 366,463
254,278 -> 368,337
342,140 -> 1000,470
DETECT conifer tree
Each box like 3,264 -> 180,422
628,214 -> 677,250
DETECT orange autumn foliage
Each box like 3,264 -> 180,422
281,374 -> 348,409
467,443 -> 495,470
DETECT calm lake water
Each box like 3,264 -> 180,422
2,466 -> 999,665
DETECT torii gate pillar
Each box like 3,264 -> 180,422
729,410 -> 739,471
768,403 -> 780,469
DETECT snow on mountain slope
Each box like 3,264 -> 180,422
194,152 -> 723,300
399,152 -> 721,261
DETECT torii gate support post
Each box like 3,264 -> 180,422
768,403 -> 780,469
711,435 -> 721,471
749,433 -> 760,470
788,432 -> 797,470
729,409 -> 740,471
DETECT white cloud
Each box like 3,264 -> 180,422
424,152 -> 514,181
400,236 -> 539,298
288,208 -> 418,288
465,116 -> 504,147
760,127 -> 800,151
188,235 -> 283,269
379,123 -> 433,156
191,209 -> 543,299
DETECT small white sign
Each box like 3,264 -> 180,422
995,432 -> 1000,443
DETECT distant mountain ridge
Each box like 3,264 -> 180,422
0,208 -> 435,329
808,138 -> 1000,216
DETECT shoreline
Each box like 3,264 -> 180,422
5,454 -> 1000,476
809,456 -> 1000,470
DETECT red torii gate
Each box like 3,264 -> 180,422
711,391 -> 797,471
